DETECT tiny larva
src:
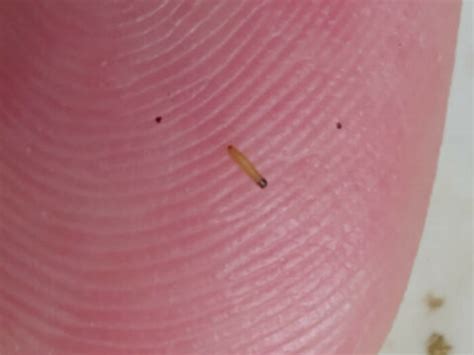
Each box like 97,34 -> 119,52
227,145 -> 267,189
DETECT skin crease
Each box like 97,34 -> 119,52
0,1 -> 460,354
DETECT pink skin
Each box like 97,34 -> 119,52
0,1 -> 460,354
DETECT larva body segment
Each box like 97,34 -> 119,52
227,145 -> 267,189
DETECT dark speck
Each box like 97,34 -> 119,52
336,122 -> 342,129
427,333 -> 451,355
425,293 -> 444,311
155,116 -> 162,123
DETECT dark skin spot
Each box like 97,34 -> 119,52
155,116 -> 162,123
336,122 -> 342,129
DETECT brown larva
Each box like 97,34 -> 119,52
227,145 -> 267,189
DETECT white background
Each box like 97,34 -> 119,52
380,1 -> 473,354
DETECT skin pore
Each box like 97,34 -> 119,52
0,1 -> 460,354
